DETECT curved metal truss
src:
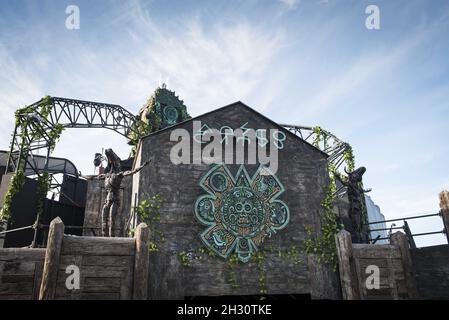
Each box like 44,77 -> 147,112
280,123 -> 352,170
5,97 -> 352,179
6,96 -> 139,177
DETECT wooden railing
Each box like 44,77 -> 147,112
1,217 -> 149,300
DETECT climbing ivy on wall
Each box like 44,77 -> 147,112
129,118 -> 154,151
36,172 -> 50,219
135,194 -> 165,252
128,101 -> 162,157
304,126 -> 356,271
304,162 -> 343,270
0,170 -> 25,223
0,96 -> 64,223
129,87 -> 191,157
145,125 -> 357,294
176,244 -> 302,297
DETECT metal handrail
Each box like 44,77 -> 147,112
367,211 -> 447,247
365,212 -> 441,225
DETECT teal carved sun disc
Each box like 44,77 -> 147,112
194,164 -> 290,263
163,105 -> 179,125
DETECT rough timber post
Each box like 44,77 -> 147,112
439,191 -> 449,244
335,229 -> 359,300
39,217 -> 64,300
133,223 -> 150,300
390,231 -> 419,299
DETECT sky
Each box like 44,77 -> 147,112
0,0 -> 448,246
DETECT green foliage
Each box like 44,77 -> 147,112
36,172 -> 50,218
312,126 -> 322,147
278,246 -> 302,265
48,124 -> 65,151
129,119 -> 153,147
128,99 -> 163,152
0,170 -> 25,223
2,96 -> 66,224
305,126 -> 358,271
304,162 -> 344,271
343,145 -> 355,172
178,251 -> 192,267
176,244 -> 305,297
251,251 -> 268,297
136,195 -> 165,252
226,254 -> 240,289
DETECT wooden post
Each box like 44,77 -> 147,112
439,191 -> 449,244
133,223 -> 149,300
335,229 -> 359,300
39,217 -> 64,300
390,231 -> 419,299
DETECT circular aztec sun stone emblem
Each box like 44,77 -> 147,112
194,164 -> 290,263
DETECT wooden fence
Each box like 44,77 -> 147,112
0,217 -> 149,300
335,229 -> 418,300
0,248 -> 45,300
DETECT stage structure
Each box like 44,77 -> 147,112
4,98 -> 354,193
2,86 -> 368,246
5,97 -> 140,189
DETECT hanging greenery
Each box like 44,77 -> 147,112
343,145 -> 355,172
36,172 -> 50,219
0,96 -> 65,223
226,253 -> 240,289
303,126 -> 355,271
0,170 -> 25,223
304,162 -> 343,271
135,194 -> 165,252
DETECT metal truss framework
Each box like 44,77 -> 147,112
6,97 -> 140,179
280,123 -> 352,171
5,97 -> 353,196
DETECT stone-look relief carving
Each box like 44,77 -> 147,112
194,164 -> 290,263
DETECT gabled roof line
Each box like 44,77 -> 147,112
138,101 -> 328,158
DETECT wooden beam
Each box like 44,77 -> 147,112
390,231 -> 419,299
439,190 -> 449,243
133,223 -> 149,300
61,235 -> 135,256
39,217 -> 64,300
335,229 -> 360,299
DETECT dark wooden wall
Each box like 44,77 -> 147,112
0,248 -> 45,300
336,230 -> 418,300
54,235 -> 135,299
136,102 -> 335,299
411,245 -> 449,299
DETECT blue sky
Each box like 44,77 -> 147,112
1,0 -> 448,246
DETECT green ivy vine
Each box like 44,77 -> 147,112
1,96 -> 64,223
36,172 -> 50,219
304,126 -> 356,271
176,244 -> 302,297
0,170 -> 25,223
227,253 -> 240,289
135,194 -> 165,252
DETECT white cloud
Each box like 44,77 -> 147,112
0,1 -> 286,176
119,3 -> 286,115
279,0 -> 300,11
0,46 -> 44,141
